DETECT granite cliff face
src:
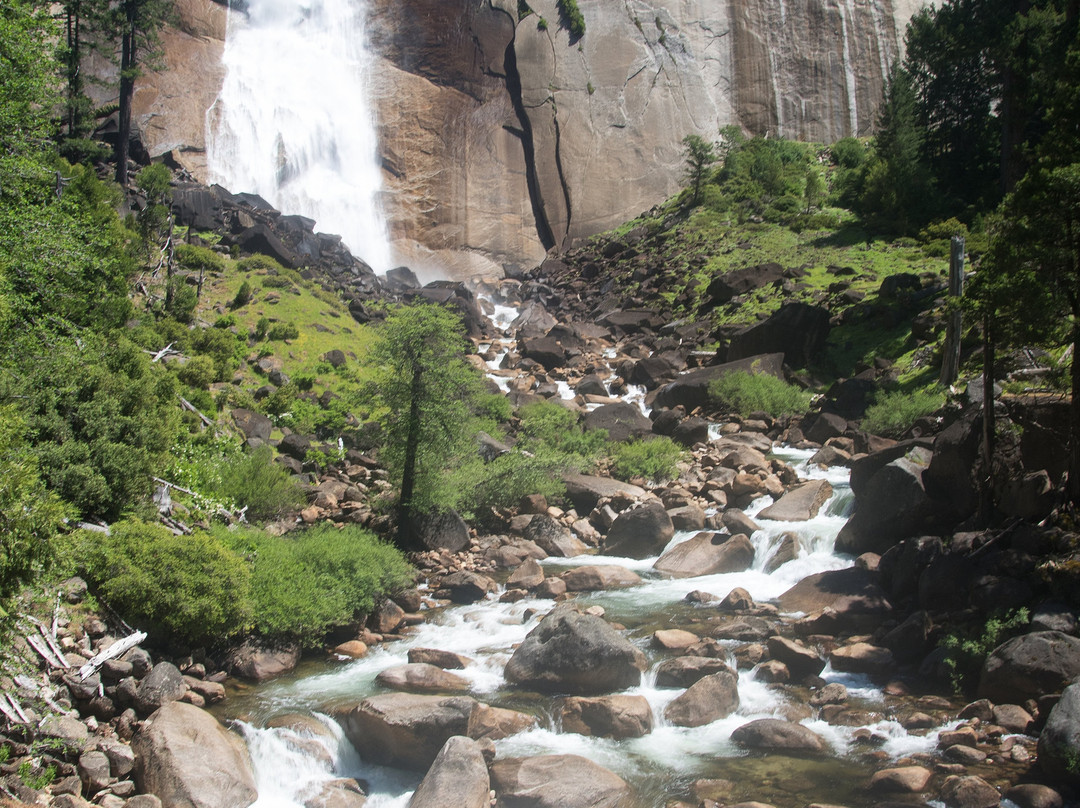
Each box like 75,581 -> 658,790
136,0 -> 921,275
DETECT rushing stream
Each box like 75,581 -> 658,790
214,445 -> 953,808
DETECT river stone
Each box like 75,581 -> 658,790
663,670 -> 740,727
653,532 -> 755,577
943,744 -> 988,764
652,629 -> 700,650
778,567 -> 892,632
1037,681 -> 1080,783
469,703 -> 538,740
560,565 -> 643,592
978,631 -> 1080,703
374,663 -> 470,694
809,682 -> 848,707
306,778 -> 367,808
721,508 -> 761,536
332,693 -> 478,771
504,605 -> 647,694
489,754 -> 634,808
869,766 -> 933,793
730,719 -> 828,753
828,643 -> 895,676
562,474 -> 647,513
583,401 -> 654,442
766,636 -> 825,680
656,657 -> 737,689
603,501 -> 675,559
719,587 -> 755,610
667,504 -> 706,532
407,648 -> 472,670
523,514 -> 588,557
554,694 -> 653,739
134,662 -> 187,716
992,703 -> 1034,734
763,532 -> 801,574
940,775 -> 1001,808
78,750 -> 112,793
227,639 -> 301,682
506,558 -> 545,590
439,571 -> 497,603
406,736 -> 488,808
757,480 -> 833,522
133,701 -> 257,808
1005,783 -> 1065,808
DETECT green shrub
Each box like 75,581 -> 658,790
940,608 -> 1029,693
219,524 -> 413,644
166,278 -> 198,323
517,400 -> 607,460
214,314 -> 237,329
174,243 -> 225,273
919,217 -> 969,243
830,137 -> 866,169
176,355 -> 215,389
537,15 -> 547,30
261,275 -> 294,289
231,281 -> 253,309
709,370 -> 814,417
190,327 -> 244,382
861,388 -> 944,437
254,317 -> 270,341
237,255 -> 285,273
68,519 -> 253,645
214,445 -> 305,521
266,321 -> 299,341
557,0 -> 585,36
458,448 -> 575,518
610,437 -> 685,483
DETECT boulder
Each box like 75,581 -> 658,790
704,263 -> 785,306
653,532 -> 755,577
720,509 -> 761,536
331,693 -> 478,771
778,567 -> 892,632
725,302 -> 831,369
766,637 -> 825,680
667,504 -> 707,532
729,718 -> 828,753
663,670 -> 740,727
1005,784 -> 1065,808
1037,681 -> 1080,784
133,702 -> 257,808
506,558 -> 545,590
880,609 -> 934,663
406,736 -> 488,808
407,509 -> 470,553
374,664 -> 471,694
652,629 -> 700,650
230,408 -> 272,442
554,695 -> 654,739
939,775 -> 1002,808
504,605 -> 647,694
653,354 -> 785,412
560,565 -> 643,592
407,648 -> 472,670
523,514 -> 589,557
134,663 -> 187,716
756,480 -> 833,522
583,402 -> 653,442
603,502 -> 675,559
869,766 -> 933,793
978,631 -> 1080,703
655,657 -> 737,688
763,532 -> 801,574
440,571 -> 497,603
562,474 -> 647,512
306,778 -> 367,808
468,704 -> 537,741
489,754 -> 634,808
227,640 -> 301,682
519,336 -> 566,370
828,643 -> 895,676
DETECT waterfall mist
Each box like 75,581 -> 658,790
206,0 -> 393,273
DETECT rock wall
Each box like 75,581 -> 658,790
135,0 -> 919,274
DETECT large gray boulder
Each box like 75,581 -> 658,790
603,502 -> 675,559
560,565 -> 643,592
331,693 -> 478,771
725,302 -> 831,369
778,567 -> 893,633
1038,682 -> 1080,784
134,662 -> 187,716
374,664 -> 471,694
655,657 -> 736,689
663,670 -> 740,727
504,606 -> 647,694
583,402 -> 653,442
757,480 -> 833,522
730,718 -> 828,753
407,736 -> 489,808
554,695 -> 653,739
227,640 -> 301,682
523,514 -> 588,558
489,755 -> 634,808
562,474 -> 646,513
978,631 -> 1080,703
653,532 -> 755,577
132,702 -> 257,808
653,354 -> 785,411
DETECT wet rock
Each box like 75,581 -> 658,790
943,744 -> 988,764
333,640 -> 369,659
375,664 -> 471,694
1004,783 -> 1065,808
603,502 -> 675,559
809,682 -> 848,707
562,474 -> 647,513
406,736 -> 488,808
763,532 -> 801,574
227,640 -> 301,682
133,702 -> 257,808
504,605 -> 647,695
766,636 -> 825,680
524,514 -> 589,558
757,480 -> 833,522
869,766 -> 933,793
652,629 -> 700,650
978,631 -> 1080,703
134,662 -> 187,716
667,505 -> 706,532
440,571 -> 497,603
332,693 -> 478,771
939,774 -> 1001,808
561,565 -> 643,592
828,643 -> 894,676
306,778 -> 368,808
1037,681 -> 1080,784
489,754 -> 634,808
778,567 -> 892,632
506,558 -> 545,590
992,703 -> 1033,734
720,509 -> 761,536
554,694 -> 653,739
655,657 -> 737,688
407,648 -> 472,670
653,532 -> 755,577
469,703 -> 537,741
730,718 -> 827,753
714,616 -> 775,641
583,401 -> 653,442
755,660 -> 790,683
371,599 -> 406,634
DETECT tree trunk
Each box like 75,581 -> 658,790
1070,318 -> 1080,504
396,362 -> 425,549
939,236 -> 965,386
115,8 -> 136,186
979,312 -> 996,522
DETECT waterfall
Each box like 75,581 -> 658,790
206,0 -> 393,273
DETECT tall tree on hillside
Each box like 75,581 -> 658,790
361,303 -> 487,550
106,0 -> 170,185
682,134 -> 718,207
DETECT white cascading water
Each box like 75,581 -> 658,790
206,0 -> 393,273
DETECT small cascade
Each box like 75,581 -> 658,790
835,0 -> 861,135
206,0 -> 392,273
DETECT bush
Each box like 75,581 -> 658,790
174,243 -> 225,273
457,448 -> 575,518
236,255 -> 285,273
254,316 -> 270,341
261,275 -> 294,289
68,519 -> 253,645
219,524 -> 413,644
610,437 -> 685,483
557,0 -> 585,36
231,281 -> 253,310
214,445 -> 305,521
940,608 -> 1029,693
709,371 -> 813,418
176,355 -> 215,389
266,321 -> 299,341
861,388 -> 944,437
830,137 -> 866,169
517,400 -> 608,461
